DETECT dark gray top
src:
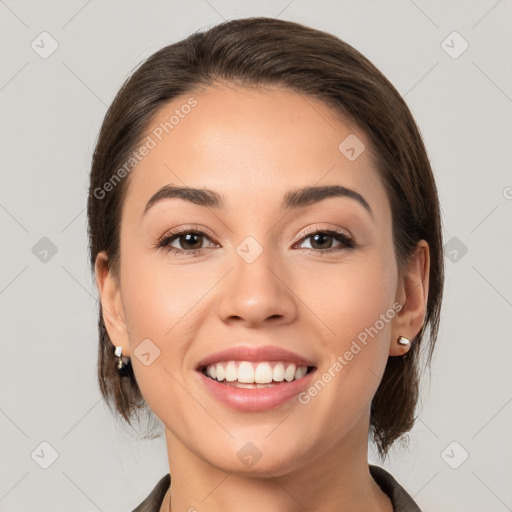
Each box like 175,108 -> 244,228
132,464 -> 422,512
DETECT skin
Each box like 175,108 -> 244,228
95,83 -> 429,512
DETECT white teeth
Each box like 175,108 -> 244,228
204,361 -> 309,384
254,362 -> 273,383
295,366 -> 307,380
272,362 -> 285,382
216,364 -> 225,381
284,364 -> 296,382
238,361 -> 254,383
225,361 -> 238,382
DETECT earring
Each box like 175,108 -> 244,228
397,336 -> 411,347
114,345 -> 129,370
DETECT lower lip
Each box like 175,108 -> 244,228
196,368 -> 317,412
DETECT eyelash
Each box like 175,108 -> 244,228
154,225 -> 356,257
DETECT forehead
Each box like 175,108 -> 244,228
122,84 -> 388,222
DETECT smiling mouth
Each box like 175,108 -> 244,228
197,361 -> 316,389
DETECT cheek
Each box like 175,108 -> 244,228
120,245 -> 212,339
301,249 -> 397,344
287,251 -> 398,445
295,248 -> 398,411
117,247 -> 211,408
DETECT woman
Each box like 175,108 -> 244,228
88,17 -> 443,512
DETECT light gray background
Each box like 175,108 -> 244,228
1,1 -> 511,511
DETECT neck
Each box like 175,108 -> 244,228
161,412 -> 392,512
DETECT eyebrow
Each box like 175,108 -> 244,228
142,184 -> 373,219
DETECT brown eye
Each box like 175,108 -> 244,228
307,232 -> 334,250
296,230 -> 355,251
172,232 -> 206,251
156,229 -> 218,256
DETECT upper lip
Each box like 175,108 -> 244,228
195,345 -> 316,370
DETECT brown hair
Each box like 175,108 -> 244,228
87,17 -> 444,458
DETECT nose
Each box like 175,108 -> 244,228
216,244 -> 299,328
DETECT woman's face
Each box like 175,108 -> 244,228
97,83 -> 426,476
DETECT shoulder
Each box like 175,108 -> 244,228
369,464 -> 423,512
131,473 -> 170,512
131,467 -> 422,512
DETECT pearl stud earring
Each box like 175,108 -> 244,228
397,336 -> 411,346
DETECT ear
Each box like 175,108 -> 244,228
94,250 -> 131,357
390,240 -> 430,356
